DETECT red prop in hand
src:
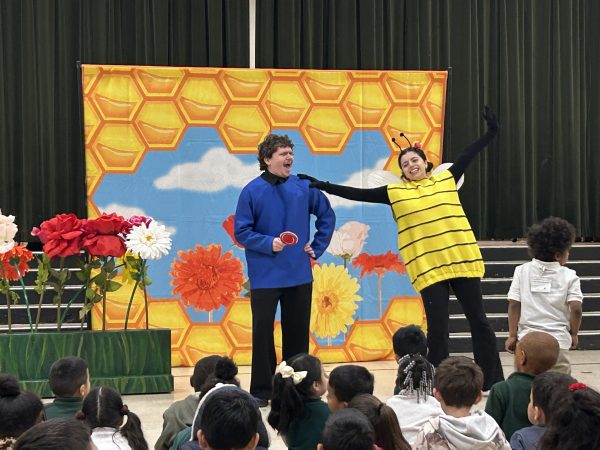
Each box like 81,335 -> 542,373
279,231 -> 298,245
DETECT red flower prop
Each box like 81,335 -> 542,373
82,213 -> 127,257
170,244 -> 243,312
352,251 -> 406,279
31,213 -> 85,259
568,382 -> 588,391
222,214 -> 244,249
0,244 -> 33,280
122,215 -> 153,236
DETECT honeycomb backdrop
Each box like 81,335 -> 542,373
82,65 -> 448,366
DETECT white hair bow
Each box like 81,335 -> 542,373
276,361 -> 308,385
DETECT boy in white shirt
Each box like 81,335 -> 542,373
505,216 -> 583,374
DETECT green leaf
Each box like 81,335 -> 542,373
10,291 -> 20,303
106,280 -> 122,292
104,258 -> 116,273
75,271 -> 87,281
52,294 -> 62,305
143,276 -> 153,286
86,287 -> 96,300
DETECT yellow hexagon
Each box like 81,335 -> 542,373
87,200 -> 101,219
350,71 -> 383,80
133,67 -> 185,97
183,324 -> 234,366
301,107 -> 352,153
171,350 -> 187,367
92,123 -> 147,173
134,101 -> 187,149
177,77 -> 228,125
220,70 -> 270,101
221,298 -> 252,347
342,82 -> 392,128
422,81 -> 446,127
218,105 -> 270,153
270,70 -> 303,79
82,66 -> 102,95
231,348 -> 252,366
262,81 -> 310,127
83,102 -> 102,145
314,347 -> 351,364
383,72 -> 432,105
90,74 -> 143,121
382,107 -> 430,154
382,296 -> 428,337
148,299 -> 193,349
302,72 -> 351,104
423,131 -> 443,168
344,322 -> 393,361
85,152 -> 104,197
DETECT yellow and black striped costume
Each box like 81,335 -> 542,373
388,169 -> 484,292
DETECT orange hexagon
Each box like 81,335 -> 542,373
262,81 -> 311,127
422,81 -> 446,127
301,106 -> 352,153
148,299 -> 193,349
92,123 -> 147,172
382,107 -> 431,153
342,82 -> 392,128
182,324 -> 234,366
83,102 -> 102,145
314,347 -> 351,364
134,101 -> 186,149
382,296 -> 427,337
133,67 -> 185,97
383,72 -> 432,105
177,77 -> 228,125
221,298 -> 252,347
218,105 -> 270,153
344,321 -> 393,361
82,66 -> 102,95
90,74 -> 143,121
220,70 -> 270,101
302,71 -> 351,103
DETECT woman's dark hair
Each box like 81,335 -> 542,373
257,134 -> 294,170
348,394 -> 411,450
198,356 -> 240,399
395,354 -> 435,401
0,374 -> 44,439
267,353 -> 323,435
13,418 -> 91,450
527,216 -> 575,261
78,386 -> 148,450
538,386 -> 600,450
190,355 -> 221,392
397,147 -> 434,176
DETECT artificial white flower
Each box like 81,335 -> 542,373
326,221 -> 370,259
0,209 -> 18,245
125,221 -> 172,260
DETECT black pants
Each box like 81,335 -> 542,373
249,283 -> 312,400
421,277 -> 504,390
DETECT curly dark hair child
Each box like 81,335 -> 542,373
527,216 -> 575,262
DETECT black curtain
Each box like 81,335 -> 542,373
257,0 -> 600,239
0,0 -> 248,242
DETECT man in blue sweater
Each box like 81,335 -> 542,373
234,134 -> 335,406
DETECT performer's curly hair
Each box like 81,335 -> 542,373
257,134 -> 294,171
527,217 -> 575,262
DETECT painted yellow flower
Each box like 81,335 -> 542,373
310,263 -> 362,339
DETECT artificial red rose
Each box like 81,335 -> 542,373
82,213 -> 127,257
31,213 -> 85,259
123,215 -> 153,236
222,214 -> 244,249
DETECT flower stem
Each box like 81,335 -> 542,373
35,286 -> 46,332
377,274 -> 382,318
1,265 -> 11,333
124,278 -> 140,330
140,260 -> 149,329
57,257 -> 65,331
60,284 -> 86,325
12,263 -> 33,333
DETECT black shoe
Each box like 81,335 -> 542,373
253,397 -> 269,408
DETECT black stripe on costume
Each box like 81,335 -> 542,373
403,241 -> 480,267
394,202 -> 463,221
410,258 -> 484,284
391,189 -> 457,205
397,214 -> 467,234
399,228 -> 475,252
388,173 -> 454,191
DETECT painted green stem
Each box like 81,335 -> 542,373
12,263 -> 33,332
141,260 -> 149,329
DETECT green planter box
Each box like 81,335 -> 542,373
0,329 -> 173,397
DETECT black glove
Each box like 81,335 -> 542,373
482,105 -> 499,132
297,173 -> 328,190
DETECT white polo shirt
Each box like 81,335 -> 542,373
507,259 -> 583,349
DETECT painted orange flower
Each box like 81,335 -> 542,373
0,244 -> 33,280
222,214 -> 243,249
170,244 -> 244,313
352,251 -> 406,279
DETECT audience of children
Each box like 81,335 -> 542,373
506,216 -> 583,374
13,418 -> 94,450
0,374 -> 44,449
485,331 -> 559,439
326,364 -> 374,411
509,371 -> 576,450
44,356 -> 90,420
267,353 -> 329,450
318,408 -> 375,450
414,356 -> 511,450
347,394 -> 410,450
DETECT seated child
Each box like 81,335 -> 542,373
155,355 -> 220,450
318,408 -> 375,450
485,331 -> 559,439
392,324 -> 428,395
505,216 -> 583,375
348,394 -> 410,450
414,356 -> 511,450
385,354 -> 441,446
13,418 -> 93,450
44,356 -> 90,420
510,371 -> 576,450
538,383 -> 600,450
326,365 -> 374,411
268,354 -> 329,450
0,374 -> 44,449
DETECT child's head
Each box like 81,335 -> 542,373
198,389 -> 259,450
48,356 -> 90,398
78,386 -> 147,450
392,324 -> 428,360
527,216 -> 575,264
267,354 -> 325,434
347,394 -> 411,450
0,374 -> 44,440
433,356 -> 483,410
318,408 -> 375,450
191,355 -> 225,392
515,331 -> 559,374
13,418 -> 93,450
327,365 -> 374,411
395,354 -> 435,401
199,356 -> 240,398
528,371 -> 576,425
539,383 -> 600,450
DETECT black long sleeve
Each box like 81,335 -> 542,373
320,183 -> 391,205
449,128 -> 498,181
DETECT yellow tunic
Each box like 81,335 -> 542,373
387,170 -> 484,292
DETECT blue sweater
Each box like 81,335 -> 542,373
234,173 -> 335,289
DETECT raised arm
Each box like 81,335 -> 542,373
297,174 -> 391,205
449,106 -> 499,181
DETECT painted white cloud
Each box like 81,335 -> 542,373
98,203 -> 177,235
154,147 -> 260,192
